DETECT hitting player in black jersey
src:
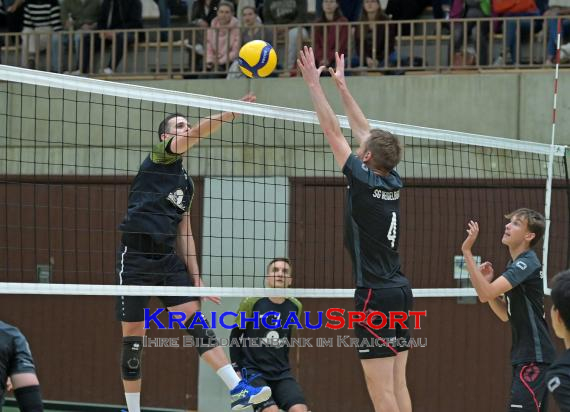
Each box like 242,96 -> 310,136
298,48 -> 413,412
462,209 -> 555,411
230,258 -> 308,412
116,95 -> 270,412
0,321 -> 43,412
547,270 -> 570,411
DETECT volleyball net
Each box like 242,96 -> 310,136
0,65 -> 568,299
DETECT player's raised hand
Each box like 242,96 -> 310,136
479,261 -> 495,282
240,93 -> 256,103
297,46 -> 326,87
461,220 -> 480,253
329,52 -> 346,89
227,94 -> 256,122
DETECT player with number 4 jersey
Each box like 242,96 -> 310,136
298,47 -> 413,412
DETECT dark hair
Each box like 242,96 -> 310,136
266,257 -> 292,275
365,129 -> 402,171
504,208 -> 545,247
157,113 -> 186,142
317,0 -> 344,22
360,0 -> 390,22
551,270 -> 570,330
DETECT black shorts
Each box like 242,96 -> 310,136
116,244 -> 199,322
249,374 -> 306,412
509,362 -> 550,411
353,286 -> 414,359
0,323 -> 36,402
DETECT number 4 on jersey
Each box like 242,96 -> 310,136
387,212 -> 397,248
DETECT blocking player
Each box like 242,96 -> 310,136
461,208 -> 555,411
298,48 -> 413,412
116,97 -> 271,411
229,258 -> 308,412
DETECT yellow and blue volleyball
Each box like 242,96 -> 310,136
238,40 -> 278,78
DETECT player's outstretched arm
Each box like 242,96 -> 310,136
461,221 -> 513,303
329,52 -> 370,144
169,94 -> 256,154
298,46 -> 351,168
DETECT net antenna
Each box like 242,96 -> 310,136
543,18 -> 564,296
0,65 -> 567,298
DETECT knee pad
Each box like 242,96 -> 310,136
121,336 -> 143,381
185,313 -> 219,356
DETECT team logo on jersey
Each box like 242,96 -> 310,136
515,261 -> 528,271
548,376 -> 561,392
167,189 -> 186,210
361,163 -> 369,171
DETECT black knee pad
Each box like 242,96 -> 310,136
185,313 -> 219,356
121,336 -> 143,381
14,385 -> 43,412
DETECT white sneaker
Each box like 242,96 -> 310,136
103,67 -> 113,75
184,41 -> 204,56
560,43 -> 570,63
493,53 -> 512,66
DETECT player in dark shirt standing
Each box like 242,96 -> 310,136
547,270 -> 570,411
0,321 -> 43,412
298,48 -> 412,412
230,258 -> 308,412
461,208 -> 555,411
116,95 -> 271,412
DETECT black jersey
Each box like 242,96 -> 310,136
0,321 -> 36,402
547,349 -> 570,411
502,250 -> 555,365
230,297 -> 303,380
119,138 -> 194,254
342,154 -> 408,289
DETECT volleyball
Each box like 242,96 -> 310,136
238,40 -> 278,78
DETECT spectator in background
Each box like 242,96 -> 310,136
227,5 -> 274,78
81,0 -> 143,74
314,0 -> 348,68
21,0 -> 62,69
544,2 -> 570,64
316,0 -> 363,22
263,0 -> 308,74
240,5 -> 271,43
206,0 -> 239,76
353,0 -> 396,70
188,0 -> 219,60
493,0 -> 543,65
51,0 -> 100,73
191,0 -> 220,26
0,0 -> 24,33
237,0 -> 256,19
153,0 -> 171,42
450,0 -> 490,66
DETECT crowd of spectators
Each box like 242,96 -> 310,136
1,0 -> 569,76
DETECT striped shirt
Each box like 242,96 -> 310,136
23,0 -> 62,30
